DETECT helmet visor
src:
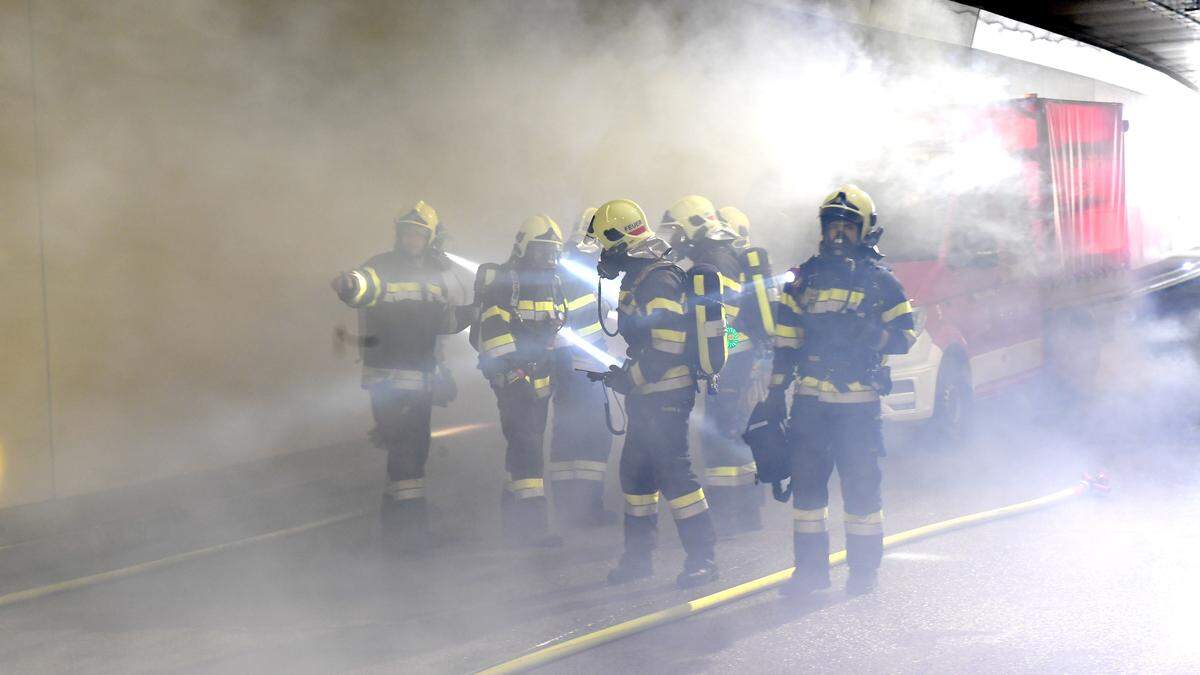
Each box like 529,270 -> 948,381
521,240 -> 561,267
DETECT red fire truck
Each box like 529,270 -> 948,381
880,95 -> 1194,436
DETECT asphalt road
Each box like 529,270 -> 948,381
1,382 -> 1197,674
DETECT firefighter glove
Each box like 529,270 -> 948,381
603,364 -> 634,395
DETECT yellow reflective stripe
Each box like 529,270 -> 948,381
533,376 -> 551,389
517,300 -> 560,312
565,294 -> 597,311
482,334 -> 515,351
849,290 -> 864,307
669,488 -> 709,520
669,488 -> 706,511
793,506 -> 829,533
575,321 -> 603,337
882,300 -> 914,323
385,479 -> 425,501
630,362 -> 647,386
719,273 -> 742,294
780,292 -> 802,313
747,250 -> 761,267
817,288 -> 850,302
633,365 -> 694,394
705,462 -> 757,478
363,266 -> 383,307
775,324 -> 799,338
752,273 -> 776,336
845,510 -> 884,535
481,305 -> 511,322
650,328 -> 687,343
644,297 -> 685,314
625,492 -> 660,506
724,304 -> 740,317
386,281 -> 422,293
696,304 -> 715,375
506,478 -> 546,498
350,270 -> 369,304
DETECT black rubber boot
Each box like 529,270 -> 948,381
735,484 -> 764,533
503,493 -> 563,548
609,513 -> 656,584
781,531 -> 831,598
675,511 -> 719,589
845,568 -> 878,596
379,496 -> 430,556
607,552 -> 654,584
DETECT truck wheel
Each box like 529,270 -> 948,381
929,354 -> 972,448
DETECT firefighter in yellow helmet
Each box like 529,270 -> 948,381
546,207 -> 616,528
330,200 -> 471,554
766,184 -> 916,596
587,199 -> 718,589
718,205 -> 751,249
663,196 -> 777,535
475,215 -> 569,547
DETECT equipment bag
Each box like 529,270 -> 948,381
743,399 -> 792,502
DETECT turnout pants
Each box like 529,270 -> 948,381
619,390 -> 716,566
494,373 -> 553,543
697,350 -> 763,527
787,396 -> 884,580
369,386 -> 434,548
548,348 -> 613,526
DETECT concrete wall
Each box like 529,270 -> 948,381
0,0 -> 1145,508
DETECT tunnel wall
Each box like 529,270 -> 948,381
0,0 -> 1142,509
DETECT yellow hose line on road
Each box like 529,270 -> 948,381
478,482 -> 1090,675
0,509 -> 371,609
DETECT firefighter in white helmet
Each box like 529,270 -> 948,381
474,215 -> 569,547
767,185 -> 916,597
587,199 -> 719,589
331,200 -> 471,554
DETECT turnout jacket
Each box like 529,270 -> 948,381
477,262 -> 566,396
771,251 -> 916,403
341,250 -> 468,389
618,259 -> 694,395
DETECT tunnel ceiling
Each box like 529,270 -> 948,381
973,1 -> 1200,90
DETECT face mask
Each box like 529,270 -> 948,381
597,249 -> 624,280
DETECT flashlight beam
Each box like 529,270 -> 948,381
445,253 -> 622,369
430,422 -> 493,439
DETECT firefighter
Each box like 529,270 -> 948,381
587,198 -> 718,589
768,184 -> 916,596
476,215 -> 568,547
547,207 -> 615,528
330,200 -> 470,554
718,205 -> 751,250
662,196 -> 772,535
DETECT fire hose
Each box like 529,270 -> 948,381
476,472 -> 1111,674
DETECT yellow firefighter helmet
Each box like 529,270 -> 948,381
513,214 -> 564,258
573,206 -> 600,253
587,199 -> 656,251
819,184 -> 879,243
717,206 -> 750,245
662,195 -> 736,242
395,200 -> 439,243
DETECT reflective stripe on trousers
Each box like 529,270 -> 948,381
505,477 -> 545,499
548,460 -> 607,482
669,488 -> 709,520
625,491 -> 660,517
386,478 -> 425,501
845,510 -> 884,536
793,506 -> 829,533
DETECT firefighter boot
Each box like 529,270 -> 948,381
845,532 -> 882,596
502,492 -> 563,548
735,483 -> 764,533
379,495 -> 431,556
781,531 -> 832,597
607,514 -> 656,584
675,511 -> 719,589
705,485 -> 738,536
